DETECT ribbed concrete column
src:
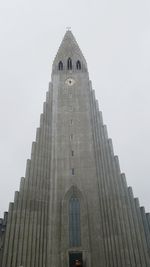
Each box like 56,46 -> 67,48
120,173 -> 139,266
140,207 -> 150,257
134,198 -> 150,265
128,188 -> 147,266
89,88 -> 107,267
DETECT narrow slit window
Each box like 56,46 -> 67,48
72,168 -> 75,175
67,58 -> 72,70
70,134 -> 73,140
58,61 -> 63,70
69,195 -> 81,247
76,60 -> 81,70
72,151 -> 74,156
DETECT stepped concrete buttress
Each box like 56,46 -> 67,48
0,30 -> 150,267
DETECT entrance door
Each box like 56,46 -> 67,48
69,252 -> 83,267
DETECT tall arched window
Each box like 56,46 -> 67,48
76,60 -> 81,70
67,58 -> 72,70
58,61 -> 63,70
69,195 -> 81,247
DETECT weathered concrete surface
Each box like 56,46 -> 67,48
0,30 -> 150,267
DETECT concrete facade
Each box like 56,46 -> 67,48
0,30 -> 150,267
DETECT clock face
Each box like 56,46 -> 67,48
65,78 -> 75,86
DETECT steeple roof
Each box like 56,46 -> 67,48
56,30 -> 85,57
52,30 -> 87,70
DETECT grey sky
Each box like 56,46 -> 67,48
0,0 -> 150,217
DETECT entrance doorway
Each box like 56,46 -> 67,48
69,252 -> 83,267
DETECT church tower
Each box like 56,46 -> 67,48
0,30 -> 150,267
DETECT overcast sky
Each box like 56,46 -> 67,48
0,0 -> 150,217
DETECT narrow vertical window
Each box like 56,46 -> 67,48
58,61 -> 63,70
72,151 -> 74,156
69,195 -> 81,247
71,168 -> 75,175
67,58 -> 72,70
76,60 -> 81,70
70,134 -> 73,140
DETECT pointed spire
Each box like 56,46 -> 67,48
52,30 -> 87,73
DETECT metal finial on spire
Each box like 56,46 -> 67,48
66,26 -> 71,31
